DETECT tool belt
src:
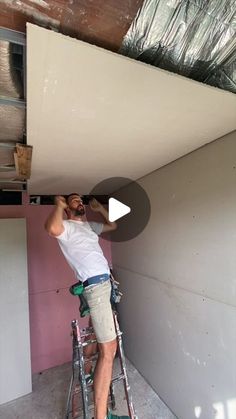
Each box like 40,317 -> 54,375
69,271 -> 122,317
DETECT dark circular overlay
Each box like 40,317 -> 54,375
89,177 -> 151,242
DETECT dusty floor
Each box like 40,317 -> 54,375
0,358 -> 177,419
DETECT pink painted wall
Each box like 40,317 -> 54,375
0,194 -> 112,373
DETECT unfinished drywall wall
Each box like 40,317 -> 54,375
0,219 -> 32,405
112,131 -> 236,419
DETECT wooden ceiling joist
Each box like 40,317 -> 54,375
14,143 -> 33,180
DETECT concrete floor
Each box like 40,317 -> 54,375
0,358 -> 177,419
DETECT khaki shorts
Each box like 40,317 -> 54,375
83,280 -> 116,343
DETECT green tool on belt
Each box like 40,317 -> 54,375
69,282 -> 90,317
69,275 -> 122,318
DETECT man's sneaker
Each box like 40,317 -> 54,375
107,411 -> 130,419
92,410 -> 130,418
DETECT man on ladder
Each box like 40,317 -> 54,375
45,193 -> 118,419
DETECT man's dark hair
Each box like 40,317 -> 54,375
66,193 -> 81,204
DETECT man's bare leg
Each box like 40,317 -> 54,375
93,339 -> 117,419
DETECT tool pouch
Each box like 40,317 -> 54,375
69,282 -> 90,317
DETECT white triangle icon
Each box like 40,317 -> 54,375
108,198 -> 131,222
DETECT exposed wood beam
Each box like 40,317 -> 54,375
0,0 -> 142,51
14,143 -> 33,179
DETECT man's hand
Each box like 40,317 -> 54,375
89,197 -> 117,233
89,198 -> 103,212
55,195 -> 68,210
45,196 -> 66,237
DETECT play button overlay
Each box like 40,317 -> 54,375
89,177 -> 151,242
108,198 -> 131,222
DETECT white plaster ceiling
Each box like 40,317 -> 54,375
27,24 -> 236,195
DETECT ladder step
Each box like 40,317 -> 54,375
80,327 -> 95,337
74,353 -> 98,365
112,373 -> 125,385
82,339 -> 97,347
73,372 -> 125,389
84,353 -> 98,363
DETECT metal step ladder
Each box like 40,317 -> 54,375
65,311 -> 138,419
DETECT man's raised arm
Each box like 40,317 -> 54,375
45,196 -> 67,237
89,198 -> 117,233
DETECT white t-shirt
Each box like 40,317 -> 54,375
56,220 -> 110,282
